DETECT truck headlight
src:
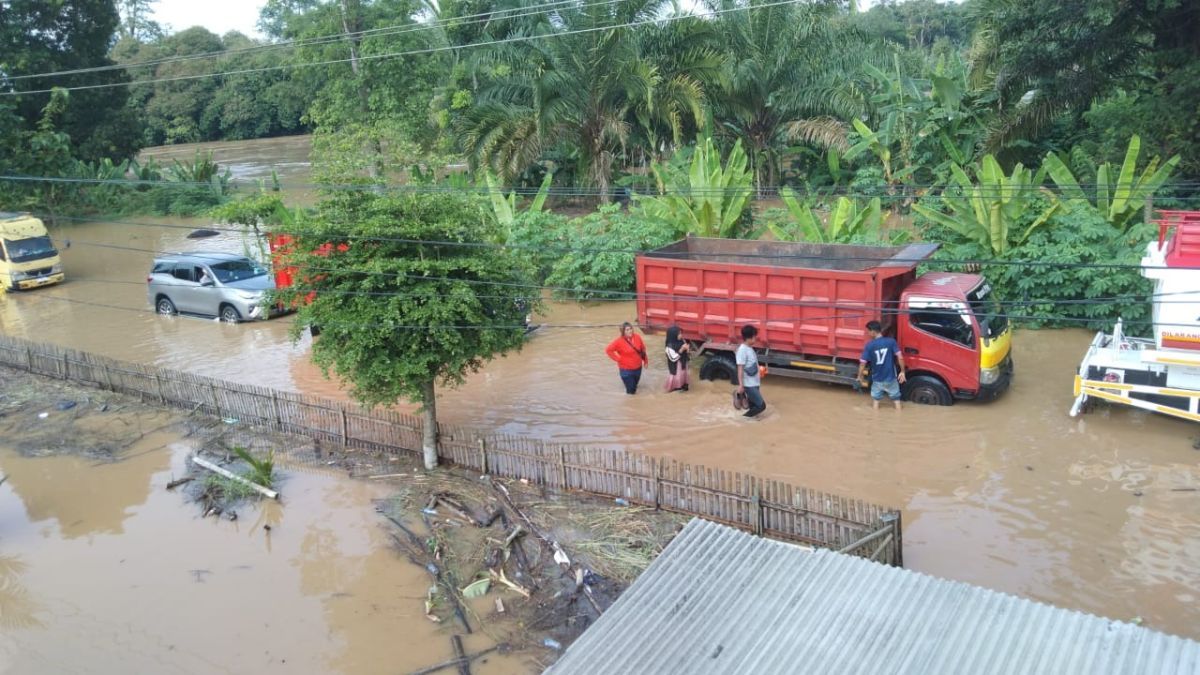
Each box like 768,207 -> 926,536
50,264 -> 62,274
980,366 -> 1000,385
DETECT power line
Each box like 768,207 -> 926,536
10,287 -> 1181,329
36,214 -> 1200,272
52,273 -> 1200,307
5,173 -> 1200,196
0,0 -> 806,97
2,0 -> 616,83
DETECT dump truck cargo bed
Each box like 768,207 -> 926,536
636,236 -> 939,361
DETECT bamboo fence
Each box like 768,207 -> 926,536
0,335 -> 902,566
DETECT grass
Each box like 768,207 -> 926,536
203,473 -> 258,500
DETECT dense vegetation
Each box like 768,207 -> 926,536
2,0 -> 1197,326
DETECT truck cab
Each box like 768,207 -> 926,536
0,213 -> 64,291
897,273 -> 1013,404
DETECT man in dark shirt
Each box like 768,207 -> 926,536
858,320 -> 906,410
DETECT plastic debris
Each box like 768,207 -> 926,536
542,639 -> 562,651
37,412 -> 49,419
55,400 -> 76,410
552,546 -> 570,566
421,507 -> 438,515
614,498 -> 630,506
222,417 -> 239,425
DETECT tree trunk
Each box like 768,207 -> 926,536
340,0 -> 385,183
420,379 -> 439,470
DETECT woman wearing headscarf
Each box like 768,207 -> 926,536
663,325 -> 690,392
605,322 -> 649,394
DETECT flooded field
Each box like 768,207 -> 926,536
2,136 -> 1198,644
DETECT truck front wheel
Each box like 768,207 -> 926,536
904,375 -> 952,406
699,354 -> 738,384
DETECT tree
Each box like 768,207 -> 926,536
459,0 -> 721,197
705,0 -> 869,190
116,0 -> 165,42
277,193 -> 535,469
0,0 -> 142,161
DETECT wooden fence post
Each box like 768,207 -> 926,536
651,458 -> 660,510
270,391 -> 282,430
101,361 -> 113,391
154,374 -> 166,404
210,383 -> 220,418
478,438 -> 488,475
886,510 -> 904,567
340,407 -> 350,446
557,446 -> 568,489
25,345 -> 33,372
61,352 -> 69,380
752,484 -> 763,536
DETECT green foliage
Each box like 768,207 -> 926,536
912,155 -> 1059,255
1042,136 -> 1180,231
542,206 -> 677,299
212,193 -> 297,261
232,447 -> 276,489
277,192 -> 537,411
508,211 -> 573,283
635,137 -> 753,238
768,189 -> 890,244
925,202 -> 1155,328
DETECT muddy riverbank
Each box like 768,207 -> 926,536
0,367 -> 682,673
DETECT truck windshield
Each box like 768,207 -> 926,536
967,283 -> 1008,339
210,260 -> 268,283
4,236 -> 57,263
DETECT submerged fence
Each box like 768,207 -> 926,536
0,335 -> 902,566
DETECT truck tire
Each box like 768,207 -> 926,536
904,375 -> 953,406
700,354 -> 738,384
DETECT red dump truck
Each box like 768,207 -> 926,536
635,236 -> 1013,404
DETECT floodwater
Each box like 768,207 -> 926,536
0,435 -> 521,674
2,136 -> 1198,643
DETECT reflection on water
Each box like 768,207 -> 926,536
2,135 -> 1198,640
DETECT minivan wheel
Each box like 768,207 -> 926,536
903,375 -> 953,406
156,296 -> 177,315
219,305 -> 242,323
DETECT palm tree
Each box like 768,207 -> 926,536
706,0 -> 869,191
459,0 -> 721,198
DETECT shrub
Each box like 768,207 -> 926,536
544,206 -> 677,299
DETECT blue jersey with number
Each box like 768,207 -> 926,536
861,337 -> 901,382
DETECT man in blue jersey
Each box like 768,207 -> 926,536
858,320 -> 906,410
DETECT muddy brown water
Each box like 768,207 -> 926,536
2,137 -> 1198,644
0,434 -> 525,674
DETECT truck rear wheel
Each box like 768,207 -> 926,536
699,354 -> 738,384
904,375 -> 953,406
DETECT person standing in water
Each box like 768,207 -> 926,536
664,325 -> 690,392
736,324 -> 766,417
605,322 -> 649,394
858,320 -> 906,410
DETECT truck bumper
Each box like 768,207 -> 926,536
16,273 -> 65,290
975,354 -> 1014,401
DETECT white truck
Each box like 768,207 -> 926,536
1070,210 -> 1200,424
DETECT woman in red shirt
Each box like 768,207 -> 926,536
605,322 -> 649,394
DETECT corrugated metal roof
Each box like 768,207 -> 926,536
547,519 -> 1200,675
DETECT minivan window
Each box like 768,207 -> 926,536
210,259 -> 267,283
967,283 -> 1009,339
6,236 -> 57,263
910,309 -> 974,347
171,266 -> 195,282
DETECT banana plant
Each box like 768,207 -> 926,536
484,170 -> 552,228
636,137 -> 753,238
769,188 -> 884,243
1042,136 -> 1180,231
913,154 -> 1060,255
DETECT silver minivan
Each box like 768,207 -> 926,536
147,252 -> 276,323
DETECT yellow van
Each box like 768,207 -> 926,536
0,213 -> 64,290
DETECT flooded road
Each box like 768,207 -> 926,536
0,438 -> 523,674
1,135 -> 1198,642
